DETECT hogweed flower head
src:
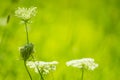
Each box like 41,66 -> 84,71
15,7 -> 37,22
66,58 -> 98,71
27,61 -> 58,75
19,43 -> 34,61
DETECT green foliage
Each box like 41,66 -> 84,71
0,0 -> 120,80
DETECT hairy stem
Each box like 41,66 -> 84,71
31,55 -> 44,80
24,60 -> 32,80
24,22 -> 29,44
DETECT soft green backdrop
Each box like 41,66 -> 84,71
0,0 -> 120,80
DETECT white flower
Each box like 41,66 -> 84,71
27,61 -> 58,74
15,7 -> 37,21
66,58 -> 98,70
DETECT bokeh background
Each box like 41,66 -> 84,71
0,0 -> 120,80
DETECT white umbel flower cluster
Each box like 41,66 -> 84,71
66,58 -> 98,70
15,7 -> 37,21
27,61 -> 58,74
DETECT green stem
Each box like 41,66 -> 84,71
24,60 -> 32,80
31,55 -> 44,80
51,71 -> 54,80
81,68 -> 84,80
37,66 -> 44,80
24,22 -> 29,44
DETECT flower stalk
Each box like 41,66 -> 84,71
36,64 -> 44,80
24,21 -> 29,44
31,55 -> 44,80
81,67 -> 84,80
23,21 -> 33,80
24,60 -> 32,80
51,71 -> 54,80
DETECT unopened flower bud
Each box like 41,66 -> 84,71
19,43 -> 34,61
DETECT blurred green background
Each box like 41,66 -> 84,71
0,0 -> 120,80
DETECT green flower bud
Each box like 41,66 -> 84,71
19,43 -> 34,61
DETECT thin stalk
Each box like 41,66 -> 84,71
37,65 -> 44,80
81,68 -> 84,80
24,60 -> 32,80
51,71 -> 54,80
24,22 -> 29,44
31,55 -> 44,80
24,21 -> 44,80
